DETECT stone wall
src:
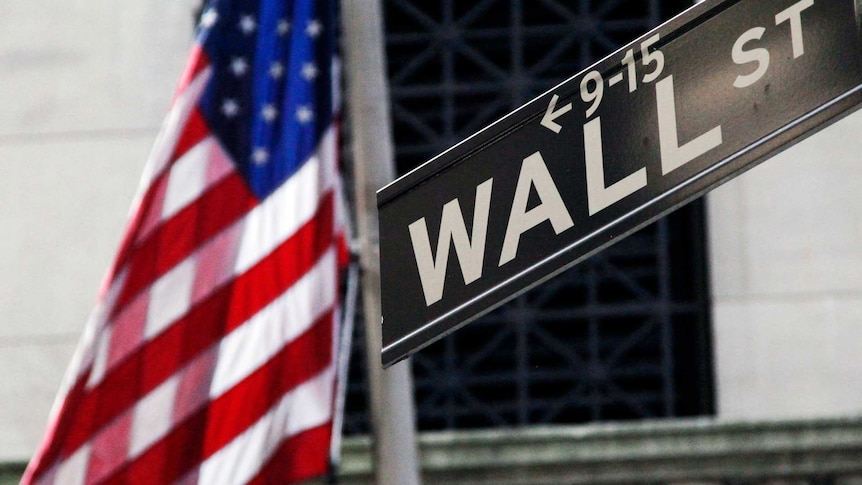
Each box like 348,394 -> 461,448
709,109 -> 862,419
0,0 -> 196,461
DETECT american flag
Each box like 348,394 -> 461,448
22,0 -> 348,483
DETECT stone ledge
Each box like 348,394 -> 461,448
5,417 -> 862,484
338,416 -> 862,484
0,462 -> 26,485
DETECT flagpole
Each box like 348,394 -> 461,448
328,258 -> 360,483
340,1 -> 423,485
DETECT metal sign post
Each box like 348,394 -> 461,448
378,0 -> 862,367
342,0 -> 423,483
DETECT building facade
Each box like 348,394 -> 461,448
1,0 -> 861,482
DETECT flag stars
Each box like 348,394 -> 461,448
277,19 -> 291,36
230,57 -> 249,77
239,14 -> 257,35
306,19 -> 323,38
269,61 -> 285,80
296,105 -> 314,124
261,104 -> 278,123
252,147 -> 270,165
221,99 -> 240,118
199,8 -> 218,29
300,62 -> 319,81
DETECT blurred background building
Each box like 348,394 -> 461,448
2,0 -> 862,483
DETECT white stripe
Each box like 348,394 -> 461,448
91,124 -> 337,380
76,251 -> 337,479
209,248 -> 337,398
64,268 -> 126,392
161,138 -> 211,219
198,366 -> 335,485
145,257 -> 195,339
94,71 -> 209,317
85,325 -> 112,389
118,69 -> 210,257
31,461 -> 58,485
53,444 -> 89,485
128,374 -> 179,458
161,136 -> 235,221
234,125 -> 338,273
87,222 -> 240,389
136,68 -> 211,197
140,137 -> 332,338
80,346 -> 217,472
75,217 -> 337,473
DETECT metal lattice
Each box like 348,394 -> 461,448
342,0 -> 711,435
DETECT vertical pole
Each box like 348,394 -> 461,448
340,1 -> 423,485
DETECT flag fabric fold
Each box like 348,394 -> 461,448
23,0 -> 347,483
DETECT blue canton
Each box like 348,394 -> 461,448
195,0 -> 336,200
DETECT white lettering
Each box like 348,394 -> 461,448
584,117 -> 647,215
541,94 -> 573,133
775,0 -> 814,59
733,27 -> 770,88
499,152 -> 573,266
656,75 -> 723,175
409,179 -> 494,306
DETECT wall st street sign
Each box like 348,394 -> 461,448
377,0 -> 862,367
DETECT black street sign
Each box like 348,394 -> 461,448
378,0 -> 862,367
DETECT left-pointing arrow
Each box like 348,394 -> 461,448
541,94 -> 573,133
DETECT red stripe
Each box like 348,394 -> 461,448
202,310 -> 334,456
53,192 -> 335,467
106,106 -> 215,305
245,424 -> 332,485
169,109 -> 210,165
19,373 -> 90,484
100,312 -> 334,485
105,403 -> 209,485
173,46 -> 209,101
111,172 -> 257,317
102,168 -> 171,291
105,107 -> 212,291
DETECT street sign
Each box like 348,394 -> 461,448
377,0 -> 862,367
